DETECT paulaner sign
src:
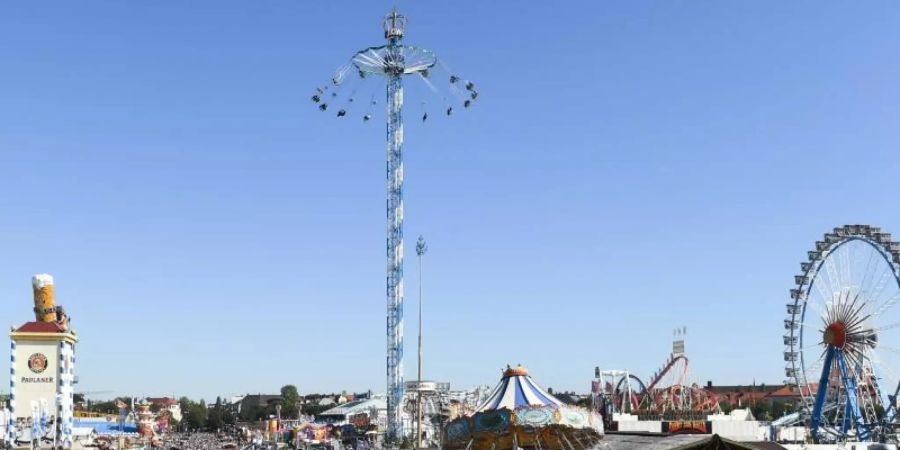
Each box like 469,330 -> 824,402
20,376 -> 54,384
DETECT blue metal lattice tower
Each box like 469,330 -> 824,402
384,10 -> 407,443
314,8 -> 478,443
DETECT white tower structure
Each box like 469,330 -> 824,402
8,274 -> 77,447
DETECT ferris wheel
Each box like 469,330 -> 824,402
785,225 -> 900,442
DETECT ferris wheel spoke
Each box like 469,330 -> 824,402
805,298 -> 829,324
874,320 -> 900,333
870,354 -> 900,394
838,243 -> 851,288
804,355 -> 826,376
867,262 -> 895,299
869,252 -> 898,308
798,343 -> 825,353
822,250 -> 838,291
875,346 -> 900,358
811,273 -> 834,304
872,293 -> 900,321
845,302 -> 872,333
810,280 -> 840,323
843,349 -> 867,374
866,267 -> 890,308
869,266 -> 900,313
844,241 -> 855,288
823,251 -> 842,293
857,245 -> 879,294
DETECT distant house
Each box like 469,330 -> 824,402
317,397 -> 387,426
146,397 -> 182,422
146,397 -> 178,408
766,384 -> 815,404
239,394 -> 282,419
703,382 -> 791,407
318,398 -> 336,407
553,392 -> 587,406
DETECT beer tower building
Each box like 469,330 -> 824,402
8,274 -> 77,445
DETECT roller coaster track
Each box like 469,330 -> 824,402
646,354 -> 689,392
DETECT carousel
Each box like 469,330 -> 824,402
444,366 -> 604,450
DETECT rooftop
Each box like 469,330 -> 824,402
146,397 -> 178,407
318,397 -> 386,417
603,433 -> 787,450
14,321 -> 68,333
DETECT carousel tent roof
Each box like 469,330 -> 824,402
475,365 -> 564,412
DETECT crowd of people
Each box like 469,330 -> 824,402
73,421 -> 382,450
161,432 -> 242,450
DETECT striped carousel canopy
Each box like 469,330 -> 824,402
475,365 -> 564,412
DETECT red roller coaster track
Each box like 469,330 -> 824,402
646,353 -> 689,392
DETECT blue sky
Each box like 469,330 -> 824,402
1,1 -> 899,401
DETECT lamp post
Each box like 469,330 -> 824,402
415,236 -> 428,449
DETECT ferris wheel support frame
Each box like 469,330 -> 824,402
810,346 -> 870,440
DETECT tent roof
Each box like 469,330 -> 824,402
475,365 -> 564,412
603,434 -> 785,450
669,434 -> 785,450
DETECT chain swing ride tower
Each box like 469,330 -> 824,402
311,9 -> 478,443
383,10 -> 407,443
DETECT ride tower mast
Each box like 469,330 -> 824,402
384,10 -> 406,444
311,8 -> 479,444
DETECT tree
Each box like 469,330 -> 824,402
224,401 -> 237,426
771,400 -> 790,419
91,399 -> 126,415
207,397 -> 225,431
179,397 -> 192,415
281,385 -> 301,419
180,397 -> 209,431
718,399 -> 733,414
301,403 -> 332,417
751,401 -> 772,421
240,404 -> 265,422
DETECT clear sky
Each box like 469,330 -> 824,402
1,1 -> 899,401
